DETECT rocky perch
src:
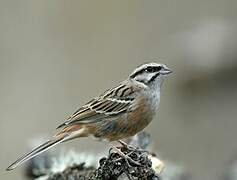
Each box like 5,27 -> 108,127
25,132 -> 166,180
89,146 -> 160,180
26,146 -> 163,180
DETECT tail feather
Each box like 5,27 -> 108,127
6,135 -> 67,171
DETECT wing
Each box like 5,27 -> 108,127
57,82 -> 137,129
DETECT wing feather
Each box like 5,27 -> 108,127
57,82 -> 137,129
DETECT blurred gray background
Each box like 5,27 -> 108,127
1,0 -> 237,180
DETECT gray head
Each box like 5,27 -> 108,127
129,62 -> 172,88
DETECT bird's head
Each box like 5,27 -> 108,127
129,62 -> 172,88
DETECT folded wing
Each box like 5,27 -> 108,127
57,83 -> 136,129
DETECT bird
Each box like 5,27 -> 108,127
6,62 -> 172,171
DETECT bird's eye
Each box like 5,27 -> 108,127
146,67 -> 154,73
157,66 -> 162,71
146,66 -> 163,73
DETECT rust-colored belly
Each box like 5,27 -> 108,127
87,97 -> 154,141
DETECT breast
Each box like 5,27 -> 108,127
129,96 -> 156,127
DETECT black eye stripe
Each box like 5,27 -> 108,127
130,66 -> 162,78
146,66 -> 162,73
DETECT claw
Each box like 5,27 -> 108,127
109,147 -> 113,154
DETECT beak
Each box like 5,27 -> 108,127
160,67 -> 172,75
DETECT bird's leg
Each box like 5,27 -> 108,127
118,140 -> 147,153
118,140 -> 137,150
111,145 -> 141,166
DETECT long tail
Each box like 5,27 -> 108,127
6,134 -> 68,171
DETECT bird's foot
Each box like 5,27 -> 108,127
118,140 -> 148,154
118,140 -> 135,150
111,145 -> 141,166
